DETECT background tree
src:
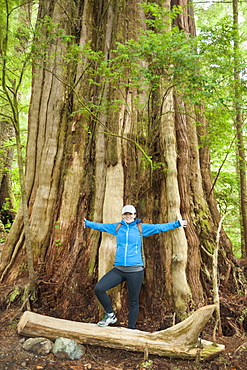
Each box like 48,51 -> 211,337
0,0 -> 38,290
232,0 -> 247,257
0,121 -> 16,231
0,0 -> 243,332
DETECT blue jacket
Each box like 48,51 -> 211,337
85,218 -> 181,267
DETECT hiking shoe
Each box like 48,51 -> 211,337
97,313 -> 117,327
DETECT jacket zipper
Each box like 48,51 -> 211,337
124,225 -> 129,266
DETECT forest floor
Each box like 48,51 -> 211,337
1,303 -> 247,370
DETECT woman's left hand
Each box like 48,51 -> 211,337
180,219 -> 187,228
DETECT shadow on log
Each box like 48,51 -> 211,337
17,304 -> 225,360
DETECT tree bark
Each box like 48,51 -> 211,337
160,88 -> 191,314
175,98 -> 205,306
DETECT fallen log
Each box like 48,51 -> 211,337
17,304 -> 225,360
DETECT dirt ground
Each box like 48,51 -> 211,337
1,306 -> 247,370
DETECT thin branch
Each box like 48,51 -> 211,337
0,112 -> 14,122
208,132 -> 238,198
212,213 -> 227,343
7,0 -> 36,17
200,245 -> 213,258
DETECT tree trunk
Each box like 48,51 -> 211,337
160,88 -> 191,314
0,121 -> 16,229
175,98 -> 205,306
232,0 -> 247,258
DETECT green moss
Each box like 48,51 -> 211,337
9,286 -> 21,302
200,342 -> 225,359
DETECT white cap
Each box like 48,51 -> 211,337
122,205 -> 136,214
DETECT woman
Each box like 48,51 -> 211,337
84,205 -> 187,329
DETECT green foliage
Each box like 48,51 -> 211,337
112,16 -> 200,93
9,285 -> 21,302
239,308 -> 247,323
55,239 -> 61,247
193,0 -> 247,256
0,1 -> 36,211
54,221 -> 60,229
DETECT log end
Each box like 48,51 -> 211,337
199,340 -> 225,360
17,310 -> 29,335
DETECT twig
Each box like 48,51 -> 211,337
212,214 -> 227,343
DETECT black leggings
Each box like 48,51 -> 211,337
94,267 -> 144,329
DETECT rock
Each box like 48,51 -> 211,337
52,337 -> 86,360
22,337 -> 53,355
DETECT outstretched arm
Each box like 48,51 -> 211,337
141,219 -> 187,237
83,218 -> 119,235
